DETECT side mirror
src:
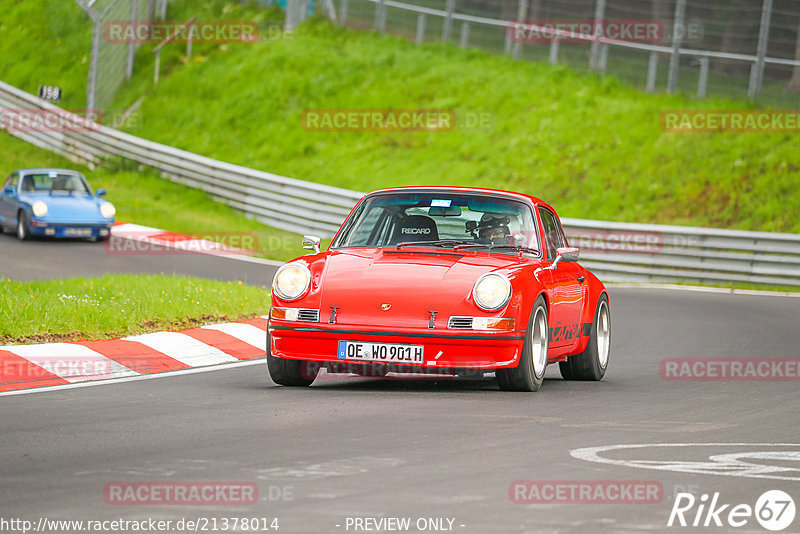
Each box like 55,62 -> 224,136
2,186 -> 15,197
96,188 -> 107,197
302,235 -> 321,253
550,247 -> 580,270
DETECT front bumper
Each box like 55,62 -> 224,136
29,221 -> 113,239
268,321 -> 526,369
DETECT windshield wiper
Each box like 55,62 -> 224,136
395,239 -> 473,249
452,243 -> 539,255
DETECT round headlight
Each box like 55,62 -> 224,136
472,273 -> 512,311
273,263 -> 311,301
32,201 -> 48,218
100,202 -> 116,219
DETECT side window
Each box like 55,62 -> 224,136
538,208 -> 566,261
2,174 -> 14,189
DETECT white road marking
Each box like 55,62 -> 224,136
201,323 -> 266,350
571,443 -> 800,481
3,343 -> 137,382
123,332 -> 238,367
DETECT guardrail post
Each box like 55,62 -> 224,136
646,51 -> 658,93
442,0 -> 456,42
339,0 -> 348,25
459,22 -> 470,48
589,0 -> 606,70
697,57 -> 709,98
512,0 -> 529,59
549,36 -> 559,64
667,0 -> 687,93
748,0 -> 773,100
415,13 -> 426,44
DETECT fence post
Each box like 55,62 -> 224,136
646,51 -> 657,93
459,22 -> 470,48
598,43 -> 608,73
340,0 -> 348,25
186,20 -> 193,61
549,36 -> 559,64
375,0 -> 386,33
415,13 -> 426,44
748,0 -> 773,100
159,0 -> 167,19
442,0 -> 456,42
667,0 -> 686,93
589,0 -> 606,70
512,0 -> 529,60
697,57 -> 709,98
126,0 -> 138,79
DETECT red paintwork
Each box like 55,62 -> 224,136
269,187 -> 608,371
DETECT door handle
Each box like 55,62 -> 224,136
577,276 -> 585,283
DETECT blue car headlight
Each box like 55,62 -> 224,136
32,201 -> 48,218
100,202 -> 116,219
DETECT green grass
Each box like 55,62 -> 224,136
0,274 -> 270,343
115,17 -> 800,234
0,132 -> 312,261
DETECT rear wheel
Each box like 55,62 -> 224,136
559,294 -> 610,381
497,295 -> 548,392
16,211 -> 30,241
266,332 -> 320,386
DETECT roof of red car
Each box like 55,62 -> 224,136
365,185 -> 547,207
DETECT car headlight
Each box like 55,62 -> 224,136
472,273 -> 512,311
32,201 -> 48,218
100,202 -> 116,219
272,263 -> 311,301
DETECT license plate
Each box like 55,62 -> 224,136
338,341 -> 424,365
64,228 -> 92,236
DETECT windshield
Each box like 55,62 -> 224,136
333,192 -> 540,255
19,173 -> 91,195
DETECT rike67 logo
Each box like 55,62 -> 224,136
668,490 -> 796,531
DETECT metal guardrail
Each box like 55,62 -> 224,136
2,80 -> 799,286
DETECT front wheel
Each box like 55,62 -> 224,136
266,332 -> 320,386
497,295 -> 548,392
559,294 -> 610,381
16,211 -> 30,241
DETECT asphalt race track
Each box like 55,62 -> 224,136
0,232 -> 278,284
2,234 -> 799,534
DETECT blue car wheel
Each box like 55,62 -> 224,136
17,211 -> 30,241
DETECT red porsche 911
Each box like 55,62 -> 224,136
267,186 -> 610,391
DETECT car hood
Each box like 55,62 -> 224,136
20,194 -> 105,221
314,248 -> 524,328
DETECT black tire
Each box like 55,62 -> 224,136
266,332 -> 320,386
559,294 -> 610,381
16,211 -> 30,241
497,295 -> 549,392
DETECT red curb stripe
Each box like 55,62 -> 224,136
0,350 -> 70,392
147,231 -> 192,243
181,328 -> 264,360
237,317 -> 268,331
78,340 -> 189,374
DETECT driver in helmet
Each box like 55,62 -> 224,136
477,213 -> 510,244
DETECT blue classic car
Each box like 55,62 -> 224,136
0,168 -> 115,241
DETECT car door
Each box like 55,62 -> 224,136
0,172 -> 18,227
538,207 -> 586,350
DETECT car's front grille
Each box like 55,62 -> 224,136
296,309 -> 320,322
448,316 -> 474,329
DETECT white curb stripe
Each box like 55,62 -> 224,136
123,332 -> 238,367
200,323 -> 266,350
4,343 -> 137,382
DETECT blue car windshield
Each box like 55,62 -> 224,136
20,173 -> 91,195
333,192 -> 540,255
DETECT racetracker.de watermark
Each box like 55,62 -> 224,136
661,110 -> 800,133
104,482 -> 258,505
104,20 -> 258,44
509,19 -> 664,43
660,358 -> 800,381
105,232 -> 259,256
564,229 -> 663,254
301,109 -> 458,132
510,480 -> 663,504
0,109 -> 101,132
